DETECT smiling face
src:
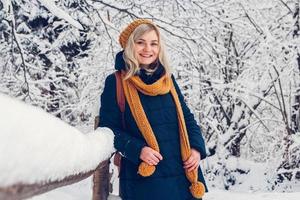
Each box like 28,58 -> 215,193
133,30 -> 159,67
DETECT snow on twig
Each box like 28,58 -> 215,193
38,0 -> 84,30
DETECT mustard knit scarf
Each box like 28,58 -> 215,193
121,72 -> 205,199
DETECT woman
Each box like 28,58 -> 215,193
99,19 -> 207,200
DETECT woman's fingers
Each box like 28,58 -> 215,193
140,147 -> 163,165
151,149 -> 163,160
184,160 -> 199,171
189,162 -> 200,172
184,158 -> 197,168
147,150 -> 162,165
146,159 -> 155,165
145,155 -> 159,165
150,154 -> 160,164
184,149 -> 201,171
184,155 -> 193,165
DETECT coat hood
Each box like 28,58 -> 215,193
115,51 -> 126,71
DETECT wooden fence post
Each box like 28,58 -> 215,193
92,116 -> 110,200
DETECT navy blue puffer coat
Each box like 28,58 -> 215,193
99,51 -> 207,200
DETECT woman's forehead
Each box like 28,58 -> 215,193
136,30 -> 159,40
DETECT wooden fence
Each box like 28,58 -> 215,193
0,117 -> 113,200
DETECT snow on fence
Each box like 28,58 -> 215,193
0,93 -> 115,200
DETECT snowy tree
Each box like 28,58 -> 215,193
0,0 -> 115,126
1,0 -> 299,192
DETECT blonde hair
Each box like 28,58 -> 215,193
123,23 -> 171,79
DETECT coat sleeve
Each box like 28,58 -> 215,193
171,75 -> 207,160
99,74 -> 146,165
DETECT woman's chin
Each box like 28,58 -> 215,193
138,58 -> 156,65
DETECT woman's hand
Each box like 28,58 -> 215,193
184,148 -> 201,172
140,146 -> 163,166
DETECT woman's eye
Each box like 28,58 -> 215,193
151,43 -> 158,46
136,41 -> 144,45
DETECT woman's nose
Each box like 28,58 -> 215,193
143,43 -> 151,51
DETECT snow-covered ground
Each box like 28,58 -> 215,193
29,155 -> 300,200
205,189 -> 300,200
29,159 -> 300,200
29,178 -> 300,200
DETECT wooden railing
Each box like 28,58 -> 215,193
0,160 -> 111,200
0,117 -> 114,200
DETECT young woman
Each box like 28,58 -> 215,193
99,19 -> 207,200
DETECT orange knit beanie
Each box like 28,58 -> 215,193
119,19 -> 156,49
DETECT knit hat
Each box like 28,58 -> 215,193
119,19 -> 156,49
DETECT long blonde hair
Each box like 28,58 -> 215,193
123,23 -> 171,79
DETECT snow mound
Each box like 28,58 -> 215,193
0,93 -> 115,187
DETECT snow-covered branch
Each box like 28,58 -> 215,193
38,0 -> 84,30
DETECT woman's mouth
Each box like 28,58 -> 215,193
140,54 -> 152,58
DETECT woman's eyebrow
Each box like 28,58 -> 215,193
136,39 -> 158,42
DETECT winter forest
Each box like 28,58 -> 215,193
0,0 -> 300,199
